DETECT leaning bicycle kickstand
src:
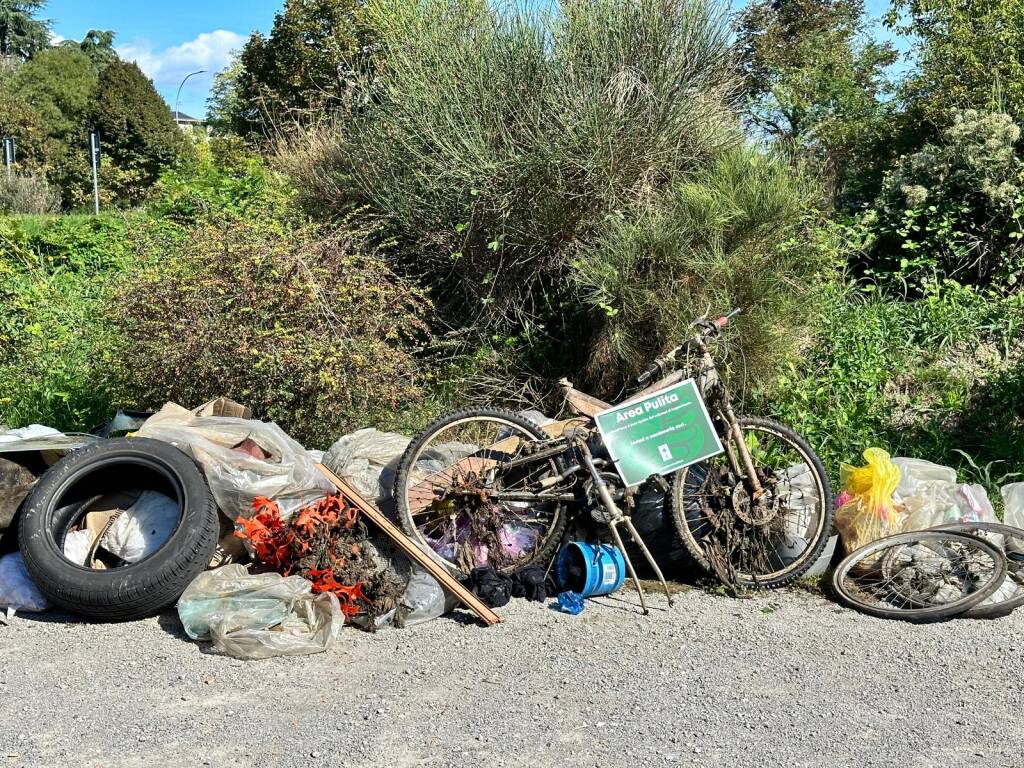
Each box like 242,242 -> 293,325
573,435 -> 674,615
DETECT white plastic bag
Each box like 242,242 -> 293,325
323,428 -> 411,506
137,403 -> 335,520
177,565 -> 342,660
893,457 -> 997,531
1001,483 -> 1024,556
395,565 -> 450,627
102,490 -> 179,563
0,553 -> 49,613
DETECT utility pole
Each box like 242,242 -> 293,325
89,131 -> 101,215
2,138 -> 14,180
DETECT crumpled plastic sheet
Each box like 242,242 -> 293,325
0,553 -> 49,614
62,491 -> 180,566
177,564 -> 342,660
137,403 -> 335,520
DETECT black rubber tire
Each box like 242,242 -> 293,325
18,437 -> 219,622
932,522 -> 1024,619
831,531 -> 1007,622
671,416 -> 834,589
392,408 -> 566,577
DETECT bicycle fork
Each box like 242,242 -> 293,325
577,440 -> 674,614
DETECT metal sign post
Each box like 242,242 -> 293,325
2,138 -> 14,179
89,131 -> 101,215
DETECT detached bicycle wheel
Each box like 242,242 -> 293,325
832,531 -> 1007,622
933,522 -> 1024,619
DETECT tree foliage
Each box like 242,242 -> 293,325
61,29 -> 118,72
887,0 -> 1024,130
217,0 -> 370,136
736,0 -> 897,202
0,0 -> 49,60
88,60 -> 190,204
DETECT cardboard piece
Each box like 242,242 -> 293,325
315,464 -> 502,627
194,397 -> 252,420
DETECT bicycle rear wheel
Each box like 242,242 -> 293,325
392,408 -> 567,577
832,531 -> 1007,622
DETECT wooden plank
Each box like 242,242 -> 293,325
315,463 -> 502,627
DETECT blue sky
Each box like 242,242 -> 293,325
43,0 -> 907,119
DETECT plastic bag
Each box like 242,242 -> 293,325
1001,483 -> 1024,556
835,448 -> 904,554
137,403 -> 335,520
893,457 -> 997,531
0,553 -> 49,613
177,565 -> 342,660
102,490 -> 179,563
394,565 -> 449,627
323,428 -> 411,508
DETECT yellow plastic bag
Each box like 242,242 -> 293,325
834,448 -> 905,554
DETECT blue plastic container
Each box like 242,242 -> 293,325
556,541 -> 626,597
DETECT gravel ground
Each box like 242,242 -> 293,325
1,585 -> 1022,768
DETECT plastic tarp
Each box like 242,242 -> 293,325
136,403 -> 335,520
323,428 -> 410,510
177,565 -> 342,659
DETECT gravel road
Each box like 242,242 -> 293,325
1,586 -> 1022,768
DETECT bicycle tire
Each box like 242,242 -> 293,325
392,408 -> 567,577
832,530 -> 1007,622
932,522 -> 1024,619
671,416 -> 833,589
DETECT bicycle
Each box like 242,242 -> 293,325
392,309 -> 834,611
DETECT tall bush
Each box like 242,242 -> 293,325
105,216 -> 435,447
280,0 -> 832,401
863,109 -> 1024,291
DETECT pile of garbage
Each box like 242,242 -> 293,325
0,399 -> 547,659
830,448 -> 1024,621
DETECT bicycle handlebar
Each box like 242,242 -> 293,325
635,308 -> 741,385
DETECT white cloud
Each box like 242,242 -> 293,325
118,29 -> 245,89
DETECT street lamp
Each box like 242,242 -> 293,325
174,70 -> 207,126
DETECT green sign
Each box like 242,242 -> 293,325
594,379 -> 724,488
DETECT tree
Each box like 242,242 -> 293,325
61,30 -> 118,72
0,0 -> 49,60
736,0 -> 897,202
214,0 -> 370,136
887,0 -> 1024,131
89,60 -> 190,203
16,47 -> 98,143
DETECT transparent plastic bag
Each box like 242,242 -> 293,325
1001,483 -> 1024,556
323,428 -> 411,508
395,564 -> 450,628
137,403 -> 335,520
835,448 -> 905,554
177,564 -> 342,660
894,457 -> 997,531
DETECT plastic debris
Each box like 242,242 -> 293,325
555,590 -> 585,615
0,553 -> 49,614
136,403 -> 335,520
177,564 -> 342,660
834,448 -> 904,554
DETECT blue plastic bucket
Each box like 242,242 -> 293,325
556,541 -> 626,597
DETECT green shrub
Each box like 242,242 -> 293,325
0,213 -> 168,430
280,0 -> 834,401
862,109 -> 1024,292
759,279 -> 1024,494
105,216 -> 436,448
573,146 -> 831,390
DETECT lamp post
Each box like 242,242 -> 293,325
174,70 -> 207,126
